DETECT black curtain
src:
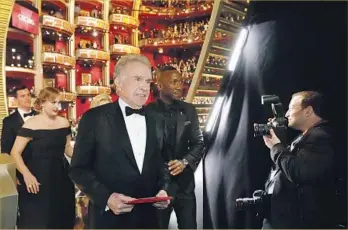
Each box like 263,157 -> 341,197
203,1 -> 347,228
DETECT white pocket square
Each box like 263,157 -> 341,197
184,121 -> 191,126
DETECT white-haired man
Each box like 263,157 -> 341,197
70,54 -> 170,229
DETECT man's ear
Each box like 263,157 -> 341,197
157,82 -> 163,90
305,106 -> 314,117
114,77 -> 121,91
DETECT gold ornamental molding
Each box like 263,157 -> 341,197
76,49 -> 110,61
42,52 -> 75,68
5,66 -> 36,76
7,97 -> 36,109
139,5 -> 175,16
110,44 -> 140,55
75,16 -> 109,32
41,15 -> 74,35
0,0 -> 15,142
109,14 -> 139,28
59,91 -> 76,102
139,4 -> 212,17
76,86 -> 111,96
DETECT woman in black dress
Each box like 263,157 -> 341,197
10,87 -> 75,229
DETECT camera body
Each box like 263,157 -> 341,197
236,190 -> 271,218
254,95 -> 288,140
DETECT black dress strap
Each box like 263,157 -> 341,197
17,127 -> 34,138
62,127 -> 71,136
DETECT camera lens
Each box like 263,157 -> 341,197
254,123 -> 272,136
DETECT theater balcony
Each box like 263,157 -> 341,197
75,49 -> 110,62
41,15 -> 74,36
75,85 -> 111,96
75,16 -> 109,32
109,14 -> 139,29
42,52 -> 75,68
110,44 -> 140,55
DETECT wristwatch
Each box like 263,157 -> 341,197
181,159 -> 189,168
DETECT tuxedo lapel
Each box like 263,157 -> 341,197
176,109 -> 186,146
141,113 -> 156,175
107,102 -> 139,173
15,110 -> 24,126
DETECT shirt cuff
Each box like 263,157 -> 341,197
105,206 -> 109,211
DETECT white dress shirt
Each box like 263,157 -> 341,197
105,99 -> 147,211
118,98 -> 147,174
17,108 -> 34,122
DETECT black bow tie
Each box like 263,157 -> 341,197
23,111 -> 35,118
125,106 -> 145,116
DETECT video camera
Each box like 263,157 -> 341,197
253,95 -> 288,138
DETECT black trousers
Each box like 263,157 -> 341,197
158,190 -> 197,229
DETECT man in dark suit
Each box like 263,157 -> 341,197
69,54 -> 171,229
1,86 -> 36,156
146,66 -> 204,229
262,91 -> 336,228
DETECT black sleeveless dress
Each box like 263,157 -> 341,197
16,127 -> 75,229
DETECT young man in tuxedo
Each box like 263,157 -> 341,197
262,91 -> 336,228
1,86 -> 36,184
70,54 -> 171,229
146,66 -> 204,229
1,86 -> 36,155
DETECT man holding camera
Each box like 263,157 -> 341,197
262,91 -> 336,228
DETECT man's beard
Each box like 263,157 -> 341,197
161,91 -> 174,101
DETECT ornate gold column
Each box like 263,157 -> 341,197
132,0 -> 141,47
103,0 -> 110,86
0,0 -> 15,147
0,2 -> 18,228
34,0 -> 43,94
68,0 -> 76,120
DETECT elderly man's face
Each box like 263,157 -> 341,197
115,61 -> 152,108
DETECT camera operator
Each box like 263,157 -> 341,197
262,91 -> 336,229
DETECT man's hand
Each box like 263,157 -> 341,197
107,193 -> 135,215
168,159 -> 185,176
153,190 -> 170,209
263,129 -> 281,149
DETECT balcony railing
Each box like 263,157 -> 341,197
42,52 -> 75,68
59,91 -> 76,102
109,14 -> 139,28
110,44 -> 140,55
76,86 -> 111,95
75,49 -> 110,61
75,16 -> 109,31
41,15 -> 74,35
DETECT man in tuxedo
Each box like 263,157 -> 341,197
69,54 -> 171,229
1,86 -> 36,154
262,91 -> 336,228
1,86 -> 36,184
146,66 -> 204,229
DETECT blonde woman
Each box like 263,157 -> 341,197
90,93 -> 112,109
10,87 -> 75,229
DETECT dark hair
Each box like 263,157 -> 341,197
158,65 -> 177,72
292,91 -> 326,118
14,86 -> 29,98
156,66 -> 180,82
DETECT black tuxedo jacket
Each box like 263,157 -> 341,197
146,100 -> 204,195
265,121 -> 336,228
1,109 -> 37,183
2,109 -> 28,153
69,101 -> 170,229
